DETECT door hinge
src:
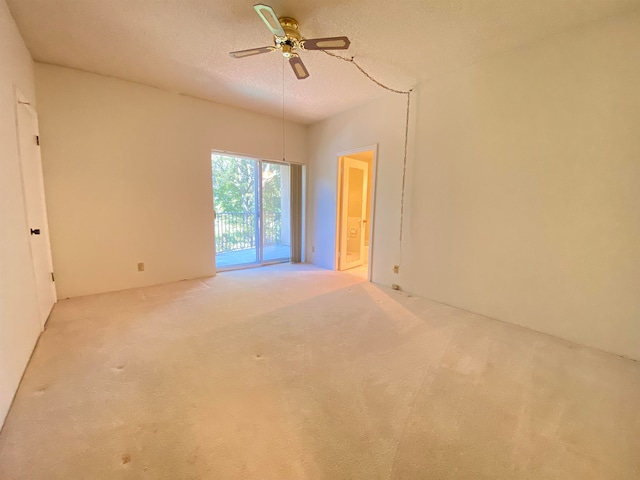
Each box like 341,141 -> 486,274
35,135 -> 40,146
51,272 -> 55,282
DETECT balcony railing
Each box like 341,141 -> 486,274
215,212 -> 281,253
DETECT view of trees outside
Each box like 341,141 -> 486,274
211,154 -> 282,253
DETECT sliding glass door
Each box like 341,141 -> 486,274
212,155 -> 260,268
212,154 -> 291,270
262,162 -> 291,263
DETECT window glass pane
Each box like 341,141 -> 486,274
212,154 -> 259,269
262,162 -> 291,263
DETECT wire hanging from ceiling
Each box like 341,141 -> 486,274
282,55 -> 286,162
322,50 -> 413,266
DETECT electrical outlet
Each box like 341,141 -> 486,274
312,246 -> 315,253
137,262 -> 144,272
391,284 -> 401,291
393,265 -> 399,274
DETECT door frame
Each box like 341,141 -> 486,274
334,144 -> 378,282
211,150 -> 304,272
261,159 -> 292,266
14,88 -> 57,329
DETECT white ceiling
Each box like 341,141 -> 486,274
8,0 -> 640,124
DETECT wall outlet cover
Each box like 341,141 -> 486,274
137,262 -> 144,272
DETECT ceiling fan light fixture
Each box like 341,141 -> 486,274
281,44 -> 294,58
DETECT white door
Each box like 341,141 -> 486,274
340,157 -> 368,270
17,96 -> 56,327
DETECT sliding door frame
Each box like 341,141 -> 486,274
255,160 -> 263,265
260,160 -> 292,266
212,150 -> 304,272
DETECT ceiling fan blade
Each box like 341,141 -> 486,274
229,46 -> 276,58
301,36 -> 351,50
254,4 -> 286,37
289,56 -> 310,80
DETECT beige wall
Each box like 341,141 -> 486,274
308,95 -> 407,280
0,0 -> 43,427
307,11 -> 640,359
35,64 -> 308,298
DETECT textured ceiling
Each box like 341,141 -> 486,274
8,0 -> 640,124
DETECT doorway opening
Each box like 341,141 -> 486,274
336,147 -> 376,281
212,153 -> 302,271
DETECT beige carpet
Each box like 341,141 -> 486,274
0,264 -> 638,479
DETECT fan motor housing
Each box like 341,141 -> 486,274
275,17 -> 302,57
278,17 -> 301,41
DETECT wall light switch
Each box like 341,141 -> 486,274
137,262 -> 144,272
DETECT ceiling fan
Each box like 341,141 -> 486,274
229,4 -> 351,80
